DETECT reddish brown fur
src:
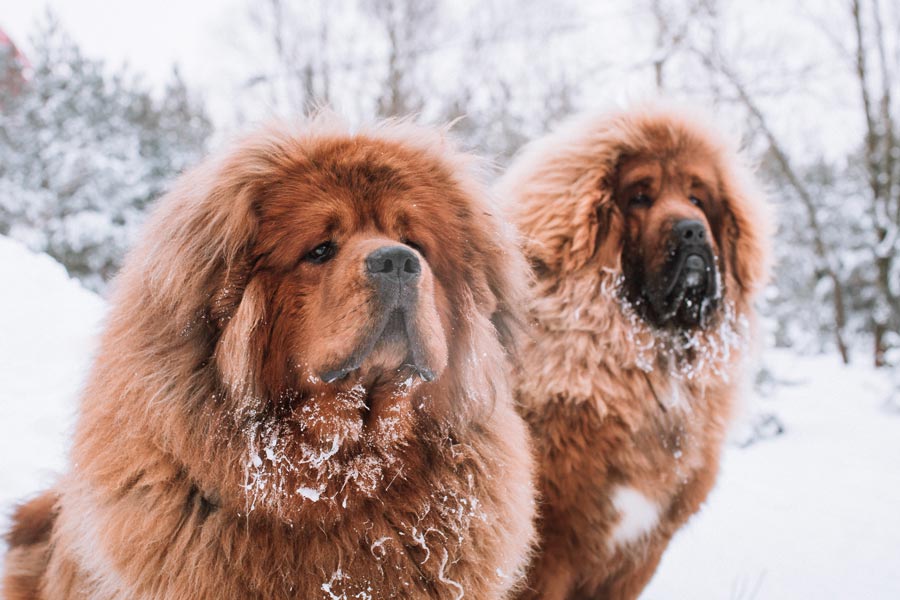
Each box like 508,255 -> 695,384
3,492 -> 58,600
497,105 -> 770,600
2,118 -> 536,599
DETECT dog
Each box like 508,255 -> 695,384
498,105 -> 770,599
2,118 -> 537,599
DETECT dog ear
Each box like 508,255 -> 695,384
214,275 -> 267,392
468,234 -> 529,360
720,174 -> 771,298
489,285 -> 525,361
567,174 -> 623,273
209,254 -> 252,329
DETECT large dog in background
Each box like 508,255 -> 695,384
499,106 -> 770,600
3,119 -> 536,599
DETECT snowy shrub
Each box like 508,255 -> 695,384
0,17 -> 212,290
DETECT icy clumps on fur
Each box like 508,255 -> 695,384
612,274 -> 750,382
389,478 -> 484,598
240,382 -> 409,515
320,568 -> 375,600
312,471 -> 485,598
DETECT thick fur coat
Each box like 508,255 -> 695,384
3,119 -> 536,600
498,106 -> 770,600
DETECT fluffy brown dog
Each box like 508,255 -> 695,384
2,119 -> 536,599
498,106 -> 769,600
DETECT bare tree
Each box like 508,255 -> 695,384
686,0 -> 900,367
849,0 -> 899,367
683,7 -> 854,363
709,52 -> 851,364
645,0 -> 716,90
241,0 -> 342,114
367,0 -> 440,118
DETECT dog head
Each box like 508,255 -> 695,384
503,105 -> 769,334
615,144 -> 725,328
118,117 -> 526,517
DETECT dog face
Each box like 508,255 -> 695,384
202,132 -> 522,511
236,149 -> 476,441
252,161 -> 454,391
501,108 -> 769,341
615,150 -> 726,329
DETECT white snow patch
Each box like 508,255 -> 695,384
321,568 -> 345,600
0,236 -> 105,557
609,486 -> 660,548
296,486 -> 321,502
320,567 -> 373,600
409,526 -> 431,565
643,350 -> 900,599
305,435 -> 341,469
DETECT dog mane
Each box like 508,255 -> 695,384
70,115 -> 528,516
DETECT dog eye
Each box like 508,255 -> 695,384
689,195 -> 703,208
403,239 -> 425,256
305,241 -> 336,264
629,194 -> 652,208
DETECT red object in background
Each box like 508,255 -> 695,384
0,27 -> 29,97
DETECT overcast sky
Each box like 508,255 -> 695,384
1,0 -> 231,88
0,0 -> 872,162
0,0 -> 287,135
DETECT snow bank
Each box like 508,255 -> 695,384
0,235 -> 105,540
0,241 -> 898,598
644,350 -> 900,599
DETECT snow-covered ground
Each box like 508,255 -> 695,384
644,351 -> 900,599
0,236 -> 104,518
1,236 -> 898,598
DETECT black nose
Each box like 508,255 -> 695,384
673,219 -> 707,244
366,246 -> 421,283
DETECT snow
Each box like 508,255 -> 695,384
643,350 -> 900,600
0,235 -> 105,543
295,487 -> 321,502
1,238 -> 898,598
